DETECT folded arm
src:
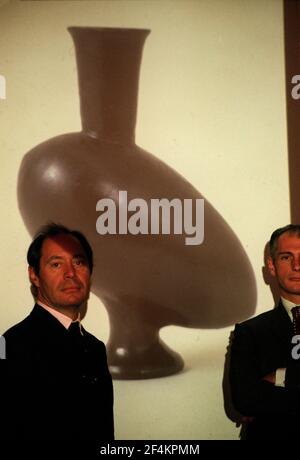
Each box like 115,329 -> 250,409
229,323 -> 300,417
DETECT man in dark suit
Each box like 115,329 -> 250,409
1,223 -> 114,441
229,224 -> 300,439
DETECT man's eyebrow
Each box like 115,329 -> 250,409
46,255 -> 64,263
277,251 -> 293,255
73,253 -> 87,259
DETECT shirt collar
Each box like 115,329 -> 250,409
281,297 -> 300,322
37,301 -> 81,331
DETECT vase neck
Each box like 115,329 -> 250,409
69,27 -> 150,144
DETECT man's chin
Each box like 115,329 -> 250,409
59,296 -> 86,309
61,291 -> 87,303
282,286 -> 300,297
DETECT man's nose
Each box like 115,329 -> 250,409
292,257 -> 300,271
64,262 -> 76,278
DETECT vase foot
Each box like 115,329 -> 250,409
107,339 -> 184,380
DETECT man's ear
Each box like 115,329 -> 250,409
28,266 -> 40,288
267,256 -> 276,277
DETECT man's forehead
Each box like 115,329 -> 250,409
41,234 -> 85,256
277,231 -> 300,248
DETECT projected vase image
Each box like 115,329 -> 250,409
18,27 -> 256,379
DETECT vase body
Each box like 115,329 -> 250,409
17,27 -> 256,379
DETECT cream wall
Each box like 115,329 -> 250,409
0,0 -> 288,439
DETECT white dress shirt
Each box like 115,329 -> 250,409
37,301 -> 82,334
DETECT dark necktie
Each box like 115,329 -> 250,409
68,321 -> 82,338
291,306 -> 300,335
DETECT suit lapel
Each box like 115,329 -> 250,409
266,302 -> 293,366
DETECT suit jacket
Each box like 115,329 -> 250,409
229,301 -> 300,439
1,304 -> 114,441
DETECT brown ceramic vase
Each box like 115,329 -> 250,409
17,27 -> 256,379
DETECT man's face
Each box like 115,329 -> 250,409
29,234 -> 91,314
268,232 -> 300,302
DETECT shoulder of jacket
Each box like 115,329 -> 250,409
3,313 -> 34,340
82,328 -> 106,347
235,307 -> 278,331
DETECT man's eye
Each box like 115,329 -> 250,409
51,262 -> 61,268
280,255 -> 290,260
74,259 -> 85,266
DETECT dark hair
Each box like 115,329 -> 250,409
27,222 -> 93,274
269,224 -> 300,260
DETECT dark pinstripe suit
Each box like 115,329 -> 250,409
1,304 -> 114,440
230,302 -> 300,439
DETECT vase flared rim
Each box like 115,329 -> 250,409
68,26 -> 151,35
